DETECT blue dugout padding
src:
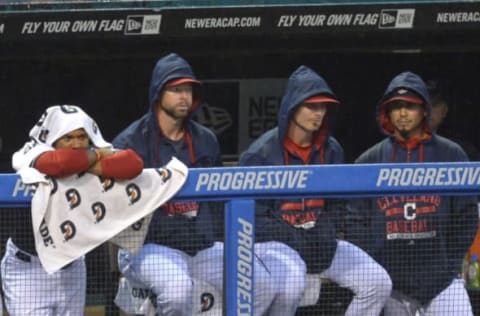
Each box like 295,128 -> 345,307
1,161 -> 480,315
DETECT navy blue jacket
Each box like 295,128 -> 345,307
349,71 -> 478,304
239,65 -> 344,273
113,53 -> 222,255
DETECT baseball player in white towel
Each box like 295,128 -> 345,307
1,105 -> 143,315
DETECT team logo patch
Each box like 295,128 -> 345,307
38,129 -> 49,143
60,220 -> 76,241
156,167 -> 172,183
99,176 -> 115,192
92,202 -> 106,223
396,88 -> 409,95
126,183 -> 141,204
65,188 -> 81,209
201,292 -> 214,312
60,105 -> 79,113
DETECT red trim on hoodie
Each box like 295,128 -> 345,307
284,137 -> 311,164
283,128 -> 327,165
392,133 -> 432,162
280,199 -> 325,211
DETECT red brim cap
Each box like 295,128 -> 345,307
165,77 -> 201,88
382,95 -> 424,106
304,95 -> 339,104
382,89 -> 424,106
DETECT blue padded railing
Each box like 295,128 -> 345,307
1,162 -> 480,314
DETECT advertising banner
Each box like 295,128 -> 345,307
1,2 -> 480,40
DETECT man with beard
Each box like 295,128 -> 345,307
113,53 -> 276,315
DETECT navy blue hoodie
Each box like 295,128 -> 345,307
350,71 -> 477,304
113,53 -> 222,255
239,65 -> 344,273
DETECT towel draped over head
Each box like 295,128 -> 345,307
13,105 -> 111,175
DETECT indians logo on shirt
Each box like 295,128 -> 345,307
280,199 -> 324,229
377,195 -> 440,240
163,201 -> 199,218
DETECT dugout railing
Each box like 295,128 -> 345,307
1,162 -> 480,315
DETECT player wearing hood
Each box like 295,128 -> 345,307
240,65 -> 392,315
113,53 -> 276,315
350,71 -> 477,315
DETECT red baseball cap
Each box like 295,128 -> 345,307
304,95 -> 339,104
165,77 -> 201,88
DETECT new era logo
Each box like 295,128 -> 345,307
381,12 -> 396,26
192,104 -> 233,136
125,15 -> 162,35
126,18 -> 142,32
379,9 -> 415,29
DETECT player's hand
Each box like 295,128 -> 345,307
86,147 -> 113,176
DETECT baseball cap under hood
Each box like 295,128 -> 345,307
377,71 -> 431,136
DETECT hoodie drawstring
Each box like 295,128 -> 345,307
155,130 -> 196,165
391,135 -> 429,162
283,145 -> 325,165
185,132 -> 196,164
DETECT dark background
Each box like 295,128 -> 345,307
1,45 -> 479,168
1,3 -> 480,168
1,3 -> 480,314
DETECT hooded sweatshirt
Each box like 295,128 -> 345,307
113,53 -> 222,255
351,71 -> 477,304
239,65 -> 344,273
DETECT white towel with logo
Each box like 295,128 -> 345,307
29,157 -> 187,274
12,105 -> 113,172
11,105 -> 189,273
